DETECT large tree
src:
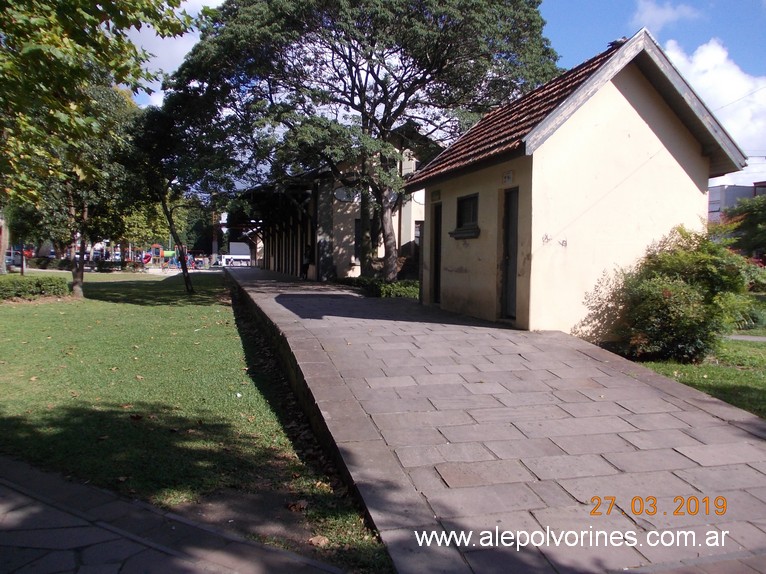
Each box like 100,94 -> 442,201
128,105 -> 204,293
0,0 -> 191,203
172,0 -> 559,280
33,85 -> 142,296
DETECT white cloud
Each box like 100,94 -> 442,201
130,0 -> 225,105
665,38 -> 766,185
630,0 -> 701,34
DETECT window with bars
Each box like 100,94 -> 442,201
450,193 -> 480,239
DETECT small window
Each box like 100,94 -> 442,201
450,194 -> 480,239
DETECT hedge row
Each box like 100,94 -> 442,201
26,257 -> 73,270
0,274 -> 70,300
336,277 -> 420,299
26,258 -> 144,273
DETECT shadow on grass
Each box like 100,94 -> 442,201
229,287 -> 395,573
0,400 -> 281,503
676,377 -> 766,420
82,272 -> 225,307
0,277 -> 392,573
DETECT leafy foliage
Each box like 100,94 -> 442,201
724,194 -> 766,256
0,274 -> 69,299
0,0 -> 191,201
25,85 -> 143,295
171,0 -> 559,279
575,227 -> 766,363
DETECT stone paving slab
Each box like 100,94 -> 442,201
230,269 -> 766,573
0,456 -> 343,574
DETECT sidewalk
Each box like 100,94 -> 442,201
230,268 -> 766,574
0,455 -> 342,573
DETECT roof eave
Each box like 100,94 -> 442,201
404,147 -> 526,192
523,28 -> 747,178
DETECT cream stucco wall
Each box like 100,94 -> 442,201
332,197 -> 360,277
400,151 -> 425,250
332,195 -> 404,278
400,189 -> 425,248
422,63 -> 710,331
422,157 -> 533,322
528,63 -> 709,331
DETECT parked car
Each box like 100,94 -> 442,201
5,250 -> 22,266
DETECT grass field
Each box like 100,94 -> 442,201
644,338 -> 766,419
0,270 -> 392,573
642,292 -> 766,418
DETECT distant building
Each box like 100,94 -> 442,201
708,184 -> 766,223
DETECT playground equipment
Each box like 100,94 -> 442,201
149,244 -> 178,268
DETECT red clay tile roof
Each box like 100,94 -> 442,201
405,41 -> 623,190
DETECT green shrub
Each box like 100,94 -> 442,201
576,226 -> 763,363
637,227 -> 751,295
0,275 -> 70,300
26,257 -> 52,269
375,280 -> 420,298
121,261 -> 145,272
336,277 -> 419,298
95,260 -> 121,273
614,275 -> 724,363
26,258 -> 75,271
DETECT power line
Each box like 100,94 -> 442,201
714,84 -> 766,111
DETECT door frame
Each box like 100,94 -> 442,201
502,187 -> 519,320
431,202 -> 442,305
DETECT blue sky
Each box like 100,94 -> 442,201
541,0 -> 766,75
538,0 -> 766,184
133,0 -> 766,185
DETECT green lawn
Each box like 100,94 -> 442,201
643,292 -> 766,419
644,339 -> 766,418
0,271 -> 391,573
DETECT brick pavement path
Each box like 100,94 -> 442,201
231,268 -> 766,574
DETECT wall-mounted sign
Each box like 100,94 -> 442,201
502,170 -> 514,186
431,190 -> 441,202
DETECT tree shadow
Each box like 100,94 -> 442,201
273,291 -> 492,327
229,286 -> 395,572
230,267 -> 512,330
82,272 -> 225,307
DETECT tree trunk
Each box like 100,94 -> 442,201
0,210 -> 8,275
71,237 -> 87,298
159,192 -> 194,294
70,194 -> 88,298
379,193 -> 399,282
360,192 -> 373,277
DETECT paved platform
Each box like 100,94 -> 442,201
230,268 -> 766,574
0,452 -> 342,573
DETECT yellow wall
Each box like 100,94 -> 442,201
422,63 -> 710,332
422,157 -> 533,322
331,195 -> 406,278
528,64 -> 709,331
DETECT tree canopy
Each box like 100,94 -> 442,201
171,0 -> 559,279
725,195 -> 766,257
0,0 -> 191,202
